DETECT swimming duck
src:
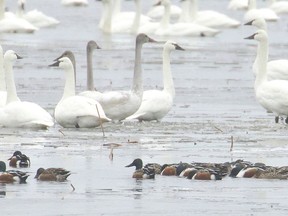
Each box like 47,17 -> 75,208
160,164 -> 177,176
187,168 -> 222,180
34,167 -> 71,182
125,158 -> 156,179
8,150 -> 30,168
0,161 -> 29,183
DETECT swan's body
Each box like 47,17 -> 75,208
269,0 -> 288,14
61,0 -> 88,7
85,34 -> 156,122
245,30 -> 288,120
189,0 -> 240,29
126,41 -> 184,122
244,0 -> 279,22
0,45 -> 6,107
99,0 -> 150,34
245,18 -> 288,81
146,4 -> 181,19
50,56 -> 110,128
228,0 -> 248,10
0,50 -> 53,128
150,0 -> 220,37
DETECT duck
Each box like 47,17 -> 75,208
61,0 -> 88,7
146,0 -> 182,19
49,56 -> 110,128
0,161 -> 29,183
125,158 -> 156,179
245,30 -> 288,123
126,41 -> 184,122
227,0 -> 248,10
0,0 -> 38,33
245,17 -> 288,81
187,168 -> 222,180
150,0 -> 220,37
0,45 -> 6,107
86,34 -> 156,122
34,167 -> 71,181
160,164 -> 177,176
244,0 -> 279,22
189,0 -> 241,29
16,0 -> 59,28
8,150 -> 30,168
0,50 -> 54,129
268,0 -> 288,14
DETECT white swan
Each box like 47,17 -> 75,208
245,30 -> 288,123
153,0 -> 220,37
0,0 -> 38,33
126,41 -> 184,122
189,0 -> 241,29
268,0 -> 288,14
244,0 -> 279,22
0,45 -> 6,107
85,34 -> 156,122
146,1 -> 182,19
61,0 -> 88,7
228,0 -> 248,10
0,50 -> 54,128
245,17 -> 288,81
17,0 -> 60,28
49,56 -> 110,128
99,0 -> 150,34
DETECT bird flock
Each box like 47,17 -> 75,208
0,0 -> 288,184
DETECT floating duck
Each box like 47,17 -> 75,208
34,167 -> 71,182
8,150 -> 30,167
0,161 -> 29,183
125,158 -> 156,179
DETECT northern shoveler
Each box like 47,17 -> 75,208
8,151 -> 30,168
186,168 -> 222,180
34,168 -> 71,182
0,161 -> 29,183
125,158 -> 156,179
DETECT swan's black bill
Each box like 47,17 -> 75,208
16,54 -> 23,59
153,0 -> 161,6
244,20 -> 254,26
244,33 -> 256,40
49,61 -> 60,67
175,44 -> 185,51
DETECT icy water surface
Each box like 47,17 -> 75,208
1,0 -> 288,215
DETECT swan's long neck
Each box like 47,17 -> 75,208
163,47 -> 175,98
178,0 -> 191,23
16,0 -> 24,17
62,64 -> 76,102
112,0 -> 121,17
102,0 -> 112,33
86,47 -> 94,91
255,37 -> 268,91
4,58 -> 20,104
131,0 -> 141,34
160,2 -> 171,30
0,0 -> 5,20
0,46 -> 5,92
190,0 -> 198,21
248,0 -> 256,10
132,41 -> 143,96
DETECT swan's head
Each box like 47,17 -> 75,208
165,40 -> 185,51
159,0 -> 171,6
244,17 -> 267,31
244,30 -> 268,42
87,40 -> 101,52
49,57 -> 73,70
136,33 -> 157,44
54,50 -> 75,65
4,50 -> 23,62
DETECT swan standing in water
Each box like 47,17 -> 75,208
0,0 -> 38,33
244,0 -> 279,22
126,41 -> 184,122
17,0 -> 60,28
245,17 -> 288,81
88,34 -> 156,122
0,50 -> 54,128
245,30 -> 288,123
49,56 -> 110,128
0,45 -> 6,107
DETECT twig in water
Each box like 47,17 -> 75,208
95,104 -> 105,137
208,121 -> 224,133
58,129 -> 65,136
70,183 -> 75,191
230,136 -> 234,152
109,147 -> 114,161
